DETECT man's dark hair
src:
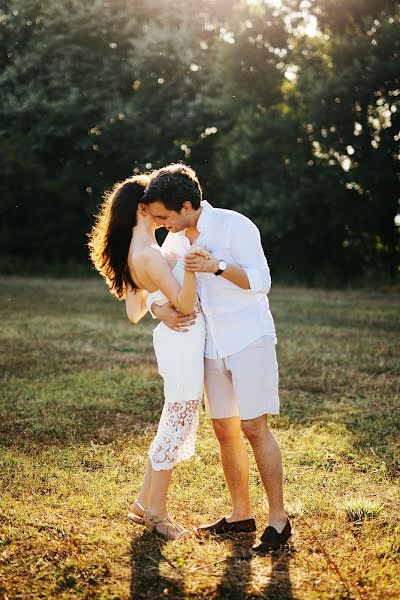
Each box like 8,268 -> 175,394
143,163 -> 202,211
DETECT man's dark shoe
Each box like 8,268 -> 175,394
251,519 -> 292,555
195,516 -> 256,535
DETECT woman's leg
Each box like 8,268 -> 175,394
132,457 -> 191,539
144,465 -> 191,539
132,458 -> 172,519
130,460 -> 171,515
137,323 -> 204,538
135,459 -> 152,510
147,467 -> 173,518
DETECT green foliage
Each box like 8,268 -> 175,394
0,0 -> 398,283
297,1 -> 400,280
344,496 -> 383,523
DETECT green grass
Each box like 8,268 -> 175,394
343,496 -> 383,523
1,277 -> 399,599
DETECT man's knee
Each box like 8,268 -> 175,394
212,417 -> 242,443
241,415 -> 268,443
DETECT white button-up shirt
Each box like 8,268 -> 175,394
152,200 -> 276,359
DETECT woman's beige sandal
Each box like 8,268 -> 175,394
127,500 -> 146,524
144,511 -> 192,541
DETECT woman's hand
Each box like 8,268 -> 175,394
184,244 -> 217,272
186,243 -> 212,259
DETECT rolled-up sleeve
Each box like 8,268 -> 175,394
230,217 -> 271,294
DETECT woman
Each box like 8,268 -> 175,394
88,175 -> 206,540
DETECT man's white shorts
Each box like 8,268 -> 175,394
204,336 -> 279,421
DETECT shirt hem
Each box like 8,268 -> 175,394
204,332 -> 277,360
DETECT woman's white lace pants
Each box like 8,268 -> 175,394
149,314 -> 206,471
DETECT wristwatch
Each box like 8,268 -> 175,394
214,260 -> 227,276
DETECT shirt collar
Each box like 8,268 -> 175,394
197,200 -> 214,233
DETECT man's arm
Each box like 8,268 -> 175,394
151,301 -> 197,332
184,217 -> 271,293
184,254 -> 251,289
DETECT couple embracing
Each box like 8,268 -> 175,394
89,163 -> 291,555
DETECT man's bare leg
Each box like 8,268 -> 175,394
241,415 -> 287,532
212,416 -> 253,521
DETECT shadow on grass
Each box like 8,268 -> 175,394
2,379 -> 398,481
280,394 -> 400,477
215,534 -> 294,599
260,549 -> 294,600
3,396 -> 398,482
130,530 -> 186,599
0,402 -> 162,449
215,533 -> 255,598
129,531 -> 294,600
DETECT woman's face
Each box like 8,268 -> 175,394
138,202 -> 162,229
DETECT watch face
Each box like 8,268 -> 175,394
218,260 -> 227,271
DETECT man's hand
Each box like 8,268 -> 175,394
188,244 -> 212,259
152,301 -> 197,332
184,251 -> 218,273
185,251 -> 250,288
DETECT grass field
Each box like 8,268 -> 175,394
1,277 -> 399,599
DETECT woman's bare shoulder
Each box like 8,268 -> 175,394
130,246 -> 168,278
132,245 -> 164,265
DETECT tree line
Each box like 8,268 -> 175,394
0,0 -> 399,285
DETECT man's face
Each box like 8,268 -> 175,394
146,201 -> 192,233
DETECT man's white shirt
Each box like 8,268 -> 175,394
149,200 -> 276,359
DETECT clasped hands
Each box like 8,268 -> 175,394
184,244 -> 218,273
152,244 -> 219,332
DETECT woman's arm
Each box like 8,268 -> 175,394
125,287 -> 149,323
142,250 -> 197,315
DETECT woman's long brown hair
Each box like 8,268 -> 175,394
88,175 -> 149,299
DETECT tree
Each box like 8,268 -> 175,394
0,0 -> 222,269
296,0 -> 400,280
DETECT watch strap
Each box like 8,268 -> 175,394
214,260 -> 226,276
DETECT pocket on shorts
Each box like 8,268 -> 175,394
246,336 -> 265,350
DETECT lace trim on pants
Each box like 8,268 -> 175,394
148,398 -> 201,471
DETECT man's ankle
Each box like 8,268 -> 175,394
226,511 -> 254,522
267,511 -> 288,531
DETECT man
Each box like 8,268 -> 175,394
142,163 -> 291,554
